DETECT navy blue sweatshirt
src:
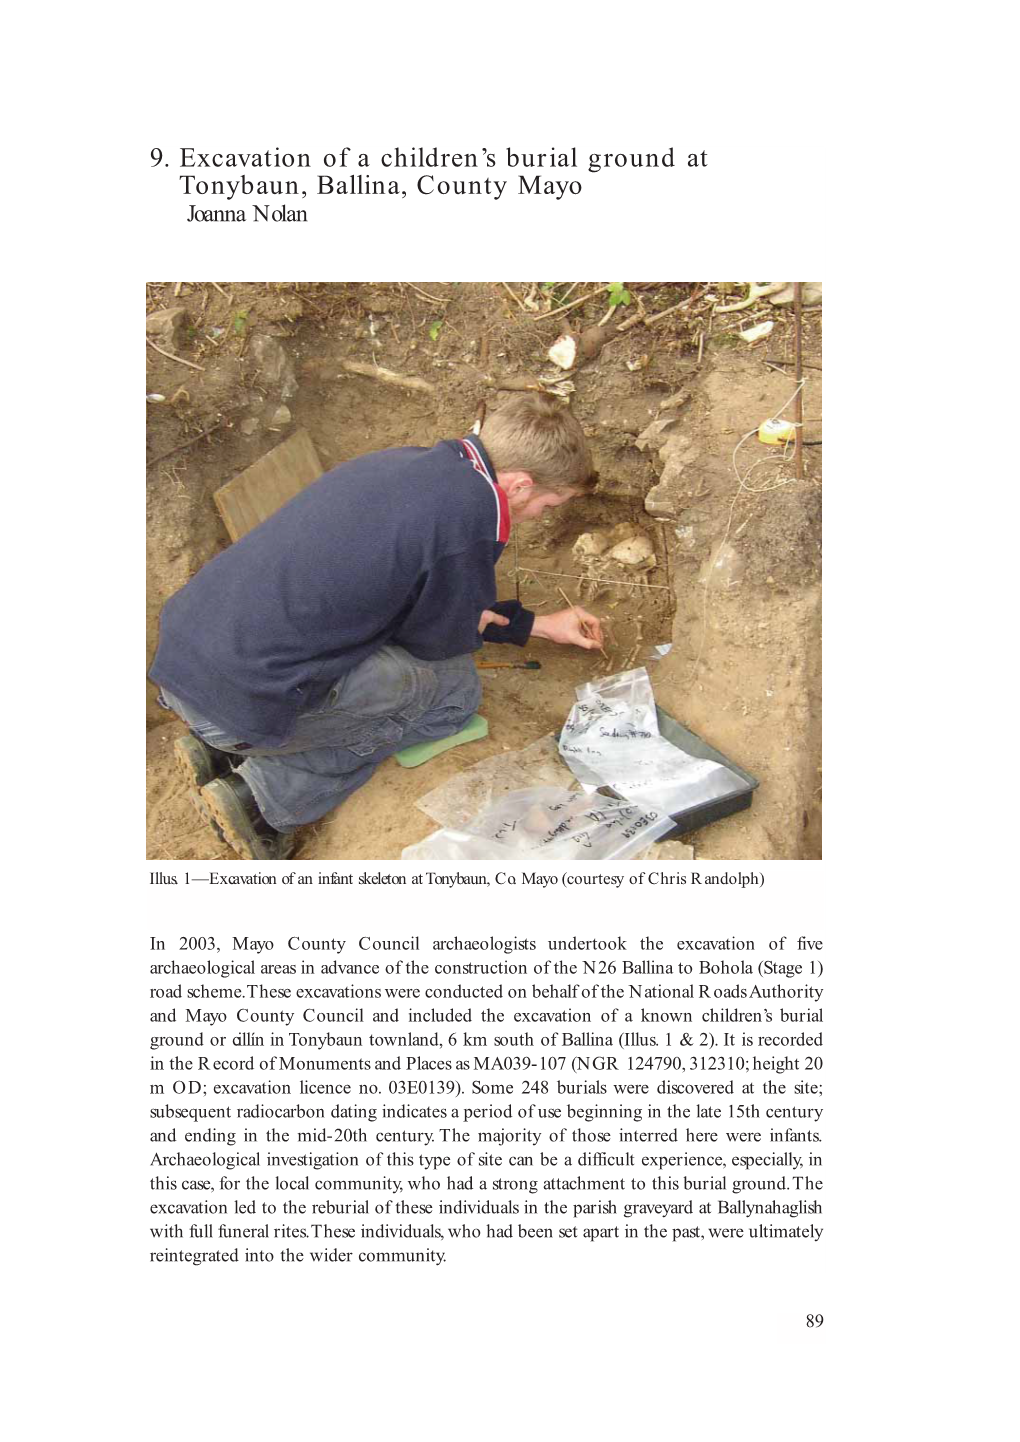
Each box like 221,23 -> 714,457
149,436 -> 534,746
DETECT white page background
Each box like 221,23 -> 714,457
7,8 -> 1009,1439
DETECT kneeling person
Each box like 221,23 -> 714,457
150,395 -> 602,859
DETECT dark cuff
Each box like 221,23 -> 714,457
482,599 -> 535,646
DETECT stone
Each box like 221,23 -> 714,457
657,388 -> 691,413
548,334 -> 577,369
145,306 -> 190,350
768,282 -> 822,307
635,415 -> 679,452
239,417 -> 259,436
644,436 -> 703,518
659,432 -> 701,469
248,333 -> 298,401
645,480 -> 678,518
646,475 -> 701,520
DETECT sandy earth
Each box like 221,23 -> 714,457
145,282 -> 821,862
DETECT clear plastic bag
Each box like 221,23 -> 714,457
559,668 -> 658,786
559,668 -> 741,816
415,735 -> 572,827
403,787 -> 673,862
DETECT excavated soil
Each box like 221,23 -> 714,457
145,281 -> 821,861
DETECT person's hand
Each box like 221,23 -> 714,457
531,606 -> 604,650
479,609 -> 510,634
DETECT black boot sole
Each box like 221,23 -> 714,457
174,734 -> 230,790
175,735 -> 229,845
185,787 -> 227,846
200,777 -> 295,861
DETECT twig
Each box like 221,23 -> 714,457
147,419 -> 227,468
523,288 -> 605,322
500,282 -> 529,312
476,373 -> 547,393
209,281 -> 230,298
616,285 -> 708,334
405,282 -> 449,305
338,360 -> 436,393
292,287 -> 328,316
657,520 -> 672,597
146,338 -> 205,372
714,282 -> 786,314
520,568 -> 673,592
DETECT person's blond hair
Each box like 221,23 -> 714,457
480,394 -> 596,494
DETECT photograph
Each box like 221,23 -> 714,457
145,281 -> 822,863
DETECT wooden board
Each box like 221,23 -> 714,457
213,428 -> 322,542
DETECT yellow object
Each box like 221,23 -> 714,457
758,418 -> 797,445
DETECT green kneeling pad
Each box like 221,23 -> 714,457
394,713 -> 489,768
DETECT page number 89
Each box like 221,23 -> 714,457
806,1314 -> 824,1328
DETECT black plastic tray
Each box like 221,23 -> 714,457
593,707 -> 758,841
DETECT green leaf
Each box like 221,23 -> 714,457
233,309 -> 249,335
429,320 -> 443,341
607,283 -> 632,308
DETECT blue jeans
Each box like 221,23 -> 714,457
162,645 -> 481,829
